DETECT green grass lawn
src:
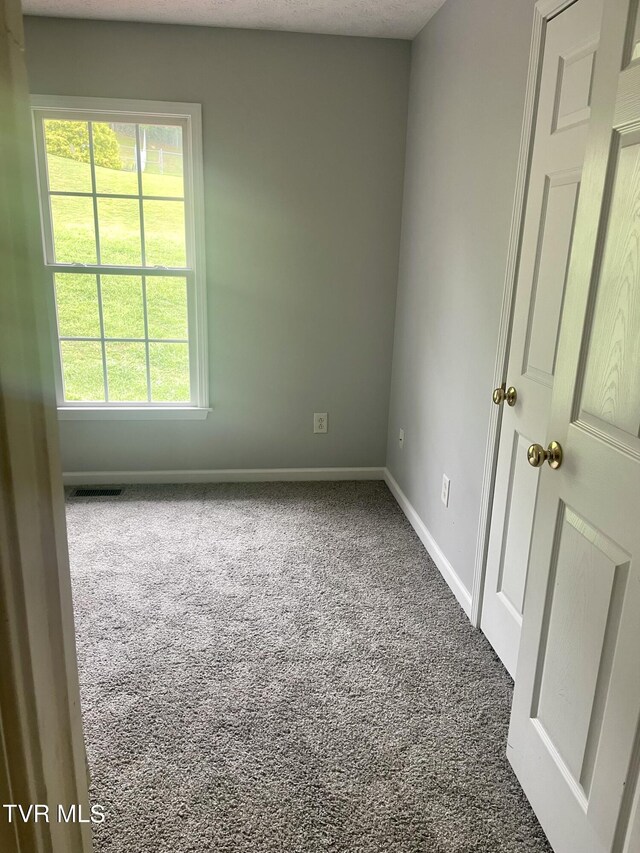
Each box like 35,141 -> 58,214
49,153 -> 186,267
49,154 -> 191,403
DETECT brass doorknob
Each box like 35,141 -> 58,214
527,441 -> 563,469
492,386 -> 517,406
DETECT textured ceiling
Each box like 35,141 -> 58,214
21,0 -> 448,39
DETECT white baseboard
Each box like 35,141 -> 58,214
63,467 -> 385,485
383,468 -> 473,619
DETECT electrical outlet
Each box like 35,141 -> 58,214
398,429 -> 405,449
314,412 -> 328,434
441,475 -> 450,507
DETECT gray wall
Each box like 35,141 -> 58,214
24,17 -> 410,473
386,0 -> 534,594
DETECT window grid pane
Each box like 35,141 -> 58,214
44,119 -> 92,193
60,340 -> 105,402
146,276 -> 189,339
149,342 -> 190,403
105,341 -> 148,402
141,124 -> 184,198
94,121 -> 139,196
51,195 -> 97,264
97,197 -> 143,265
36,106 -> 199,410
143,200 -> 186,267
101,275 -> 145,339
54,273 -> 101,338
46,119 -> 187,270
54,271 -> 189,404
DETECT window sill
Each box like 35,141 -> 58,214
57,407 -> 211,421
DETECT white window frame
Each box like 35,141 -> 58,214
31,95 -> 209,420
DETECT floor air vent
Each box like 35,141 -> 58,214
72,488 -> 123,498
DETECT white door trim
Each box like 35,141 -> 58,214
470,0 -> 582,627
0,3 -> 92,850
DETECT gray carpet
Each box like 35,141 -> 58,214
65,481 -> 551,852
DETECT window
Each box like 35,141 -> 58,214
31,96 -> 208,419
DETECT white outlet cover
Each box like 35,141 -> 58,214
314,413 -> 328,434
399,428 -> 405,448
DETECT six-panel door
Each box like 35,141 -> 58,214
508,0 -> 640,849
481,0 -> 603,677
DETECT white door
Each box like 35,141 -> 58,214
508,0 -> 640,849
481,0 -> 603,677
